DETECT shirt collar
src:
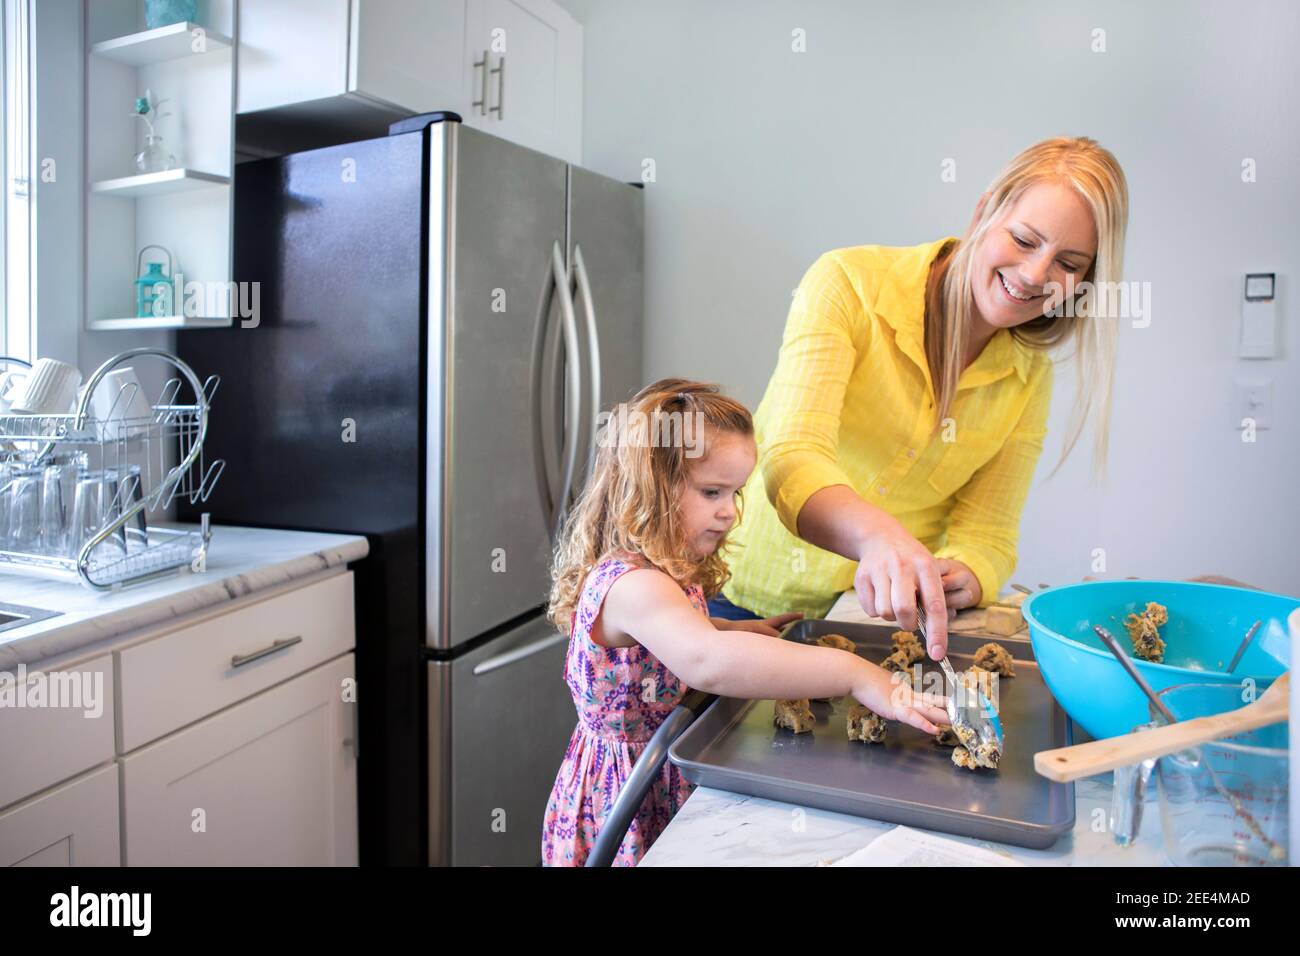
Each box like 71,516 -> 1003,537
873,235 -> 1034,387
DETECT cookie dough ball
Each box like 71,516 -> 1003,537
972,739 -> 1002,769
774,698 -> 815,734
816,633 -> 857,653
891,630 -> 927,665
973,642 -> 1016,677
1143,601 -> 1169,627
1124,602 -> 1169,663
952,740 -> 1001,771
847,702 -> 887,743
932,725 -> 963,747
879,650 -> 911,674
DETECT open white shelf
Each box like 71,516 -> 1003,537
92,167 -> 229,198
91,21 -> 231,67
86,314 -> 234,331
85,1 -> 237,333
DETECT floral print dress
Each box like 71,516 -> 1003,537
540,552 -> 707,866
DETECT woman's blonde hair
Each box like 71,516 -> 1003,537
547,378 -> 754,635
924,136 -> 1129,476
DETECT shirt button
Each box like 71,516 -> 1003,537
906,448 -> 916,459
878,485 -> 888,496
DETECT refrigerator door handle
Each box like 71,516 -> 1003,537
572,244 -> 601,482
472,630 -> 568,676
533,248 -> 560,534
550,241 -> 583,537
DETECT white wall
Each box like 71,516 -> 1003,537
564,0 -> 1300,596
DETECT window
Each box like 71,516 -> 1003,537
2,0 -> 32,361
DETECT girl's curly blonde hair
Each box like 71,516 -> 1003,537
547,378 -> 754,635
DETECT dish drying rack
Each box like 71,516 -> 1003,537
0,347 -> 223,590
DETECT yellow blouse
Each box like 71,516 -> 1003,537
721,236 -> 1054,619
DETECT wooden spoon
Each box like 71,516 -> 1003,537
1035,672 -> 1289,782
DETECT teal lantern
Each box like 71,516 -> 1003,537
135,245 -> 175,318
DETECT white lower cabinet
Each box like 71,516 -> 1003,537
0,764 -> 121,867
1,570 -> 360,867
121,652 -> 358,866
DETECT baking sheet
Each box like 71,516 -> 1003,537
668,619 -> 1075,849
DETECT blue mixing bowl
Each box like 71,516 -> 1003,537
1022,580 -> 1294,740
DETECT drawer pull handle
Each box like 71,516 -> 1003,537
231,635 -> 303,669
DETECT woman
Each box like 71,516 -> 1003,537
714,137 -> 1129,657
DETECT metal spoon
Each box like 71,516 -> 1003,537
918,600 -> 1004,767
1226,619 -> 1262,674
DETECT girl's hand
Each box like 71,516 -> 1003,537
851,660 -> 948,735
852,516 -> 949,657
938,558 -> 982,611
715,612 -> 804,637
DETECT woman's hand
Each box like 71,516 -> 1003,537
713,612 -> 804,637
852,515 -> 949,657
851,660 -> 949,735
938,558 -> 983,611
792,485 -> 949,656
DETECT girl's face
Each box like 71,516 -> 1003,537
971,180 -> 1098,330
680,430 -> 757,559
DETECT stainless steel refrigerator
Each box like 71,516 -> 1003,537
179,112 -> 644,866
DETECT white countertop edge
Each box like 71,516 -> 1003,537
0,527 -> 369,669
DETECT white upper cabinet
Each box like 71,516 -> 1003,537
236,0 -> 353,112
236,0 -> 582,162
351,0 -> 474,115
237,0 -> 469,115
463,0 -> 583,162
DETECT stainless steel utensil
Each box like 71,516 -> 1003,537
918,599 -> 1004,766
1226,619 -> 1262,674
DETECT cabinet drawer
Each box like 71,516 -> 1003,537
0,654 -> 114,811
118,572 -> 355,751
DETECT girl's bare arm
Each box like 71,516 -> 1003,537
604,568 -> 869,700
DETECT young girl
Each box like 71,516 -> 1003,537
540,378 -> 948,867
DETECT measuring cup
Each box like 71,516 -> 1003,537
1155,682 -> 1287,865
1112,681 -> 1288,865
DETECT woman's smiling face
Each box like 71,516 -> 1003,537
971,180 -> 1098,330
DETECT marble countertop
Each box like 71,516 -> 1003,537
639,780 -> 1168,866
0,524 -> 369,668
641,590 -> 1173,866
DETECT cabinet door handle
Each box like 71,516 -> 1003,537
472,49 -> 490,116
343,697 -> 359,760
489,55 -> 504,119
231,635 -> 303,669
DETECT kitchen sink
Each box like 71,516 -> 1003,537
0,602 -> 62,634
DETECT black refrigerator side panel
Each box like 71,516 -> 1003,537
178,130 -> 429,865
